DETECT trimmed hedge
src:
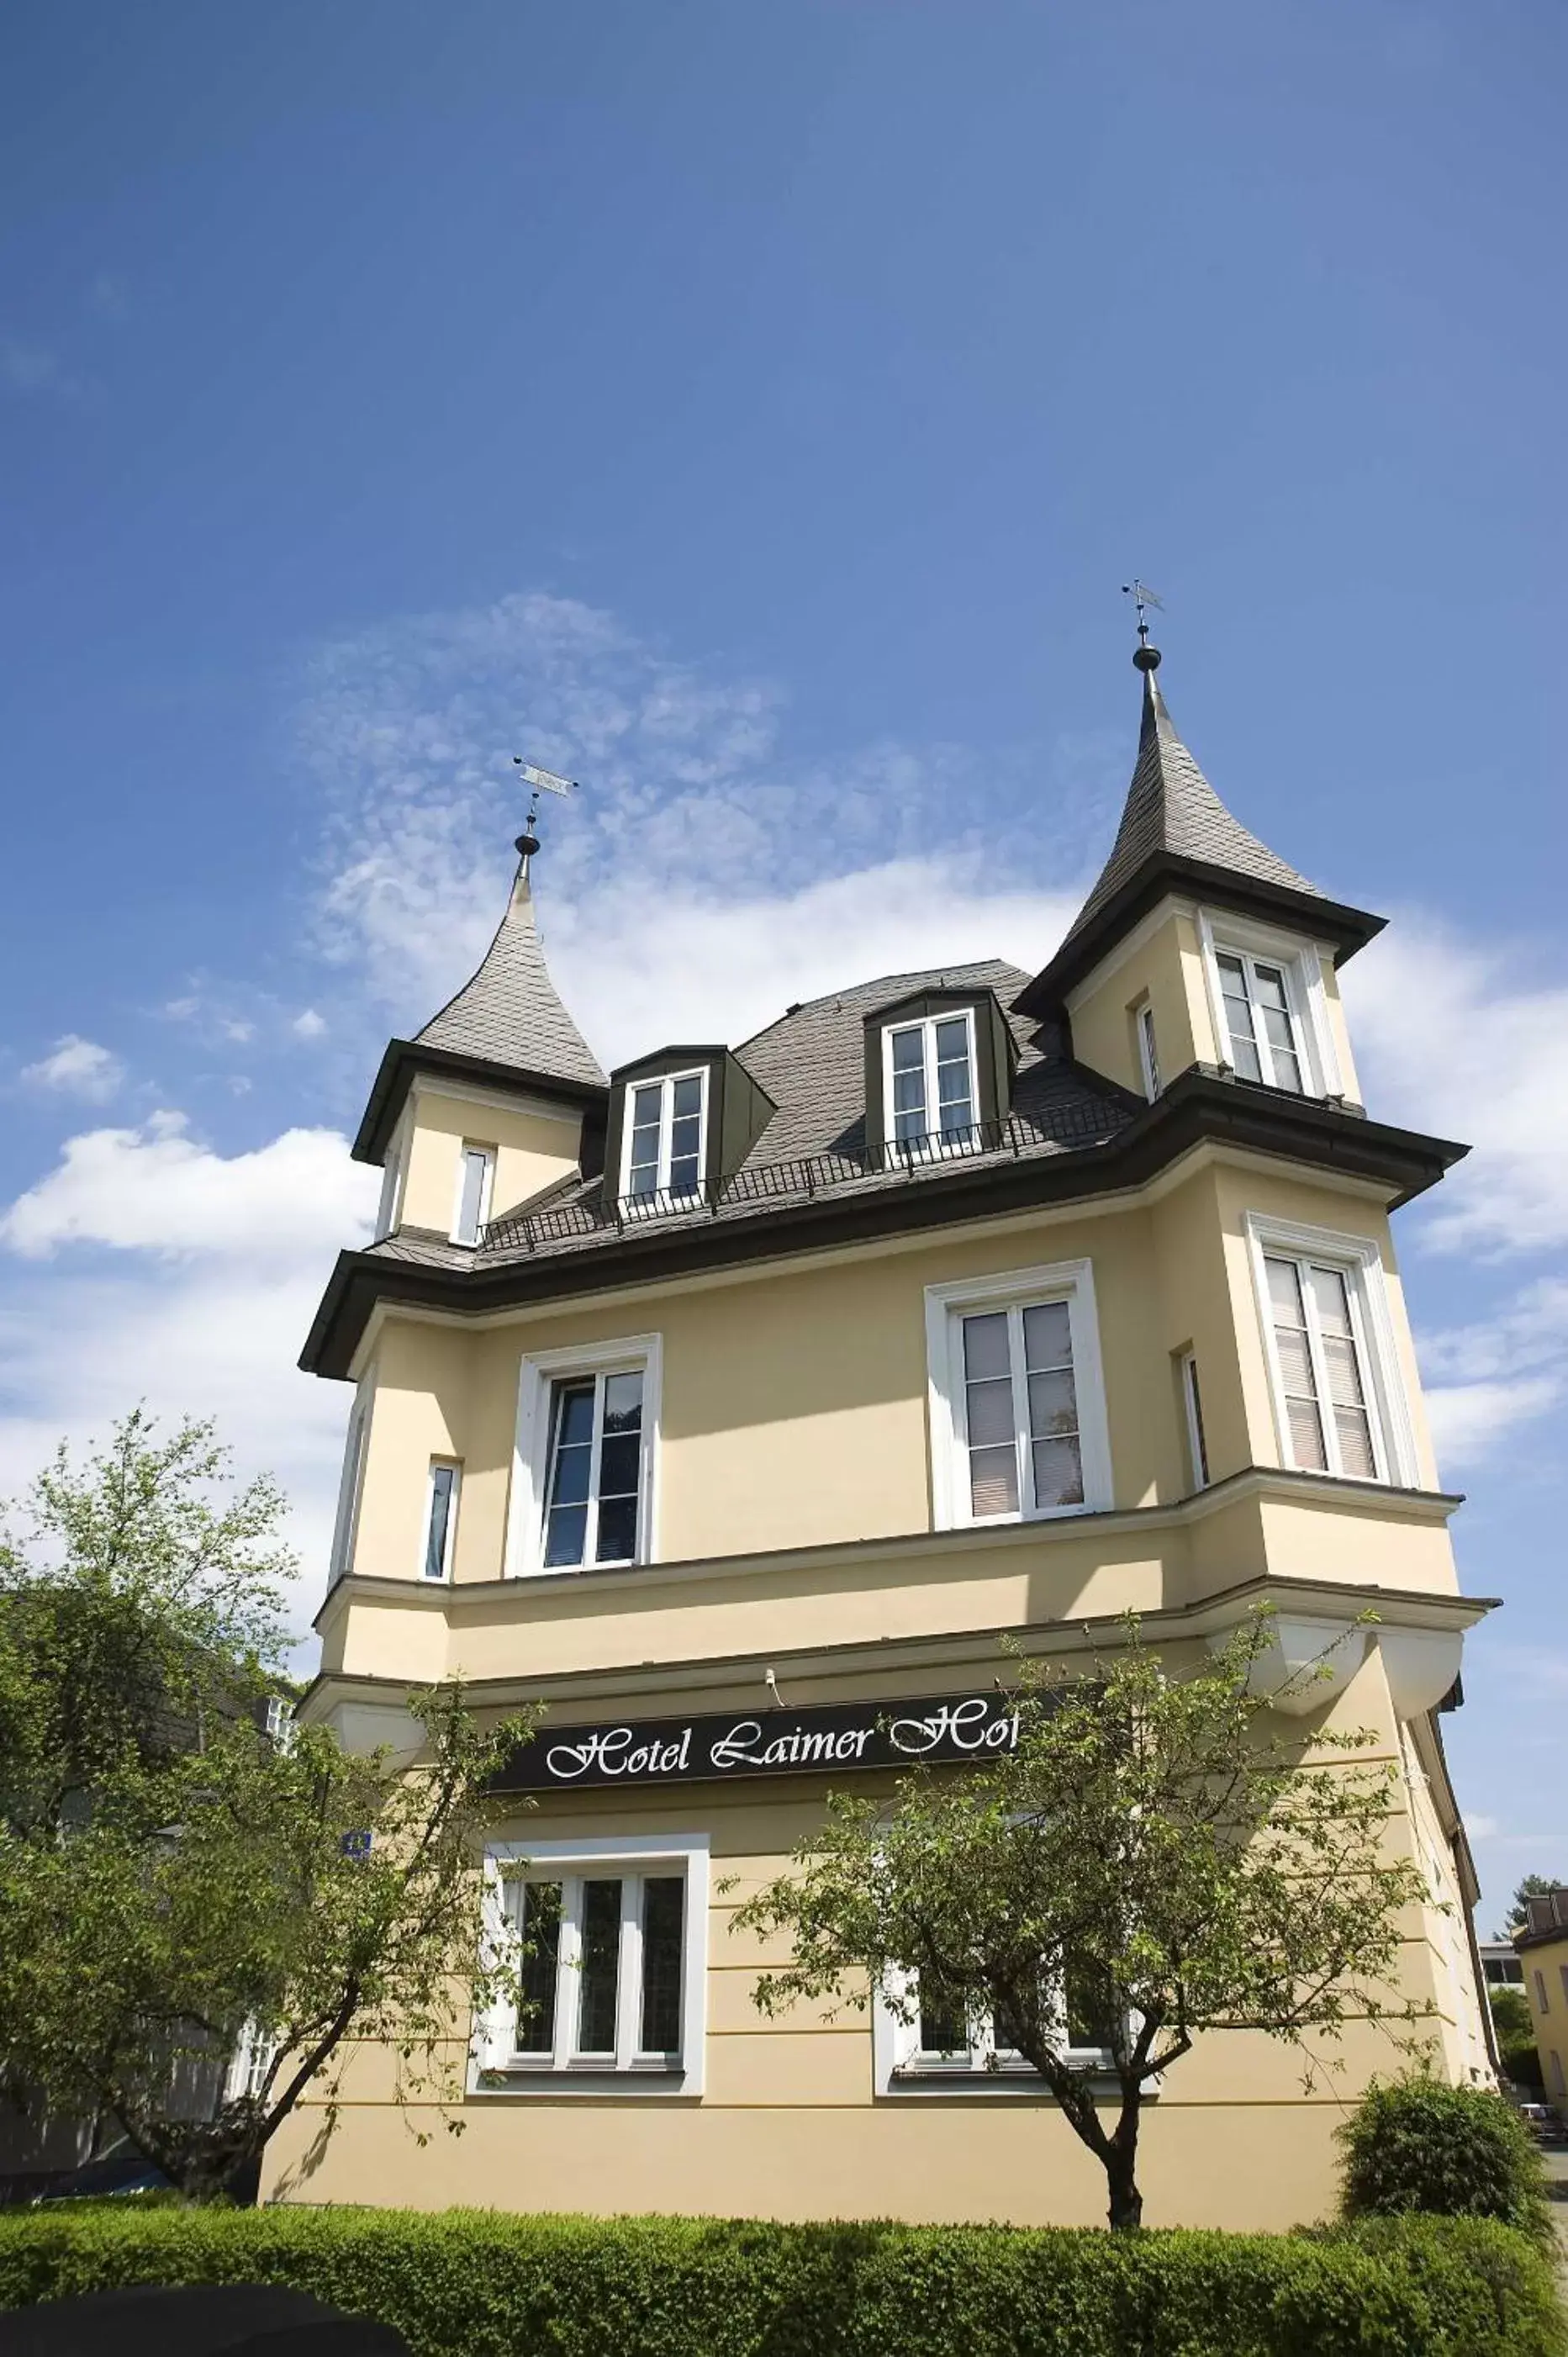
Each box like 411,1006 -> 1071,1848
0,2206 -> 1562,2357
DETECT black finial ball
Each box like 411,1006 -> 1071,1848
515,831 -> 541,859
1132,643 -> 1161,673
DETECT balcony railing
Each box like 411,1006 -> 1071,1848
482,1103 -> 1129,1257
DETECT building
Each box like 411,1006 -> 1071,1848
1481,1940 -> 1525,1992
272,635 -> 1496,2230
1515,1889 -> 1568,2110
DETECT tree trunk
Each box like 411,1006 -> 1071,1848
1104,2115 -> 1143,2231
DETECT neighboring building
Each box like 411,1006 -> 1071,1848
1515,1889 -> 1568,2111
273,636 -> 1496,2230
1481,1940 -> 1525,1991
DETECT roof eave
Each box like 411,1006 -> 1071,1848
352,1039 -> 610,1165
1011,853 -> 1386,1023
307,1073 -> 1465,1380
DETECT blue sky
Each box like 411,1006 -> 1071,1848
0,0 -> 1562,1929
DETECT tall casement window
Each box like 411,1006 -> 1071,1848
422,1459 -> 461,1581
509,1335 -> 662,1577
925,1263 -> 1113,1530
884,1011 -> 978,1156
621,1070 -> 706,1203
1245,1215 -> 1417,1488
1134,997 -> 1161,1102
374,1128 -> 406,1241
474,1835 -> 709,2094
875,1963 -> 1119,2091
452,1142 -> 496,1245
329,1395 -> 369,1580
1215,950 -> 1305,1091
1179,1350 -> 1209,1489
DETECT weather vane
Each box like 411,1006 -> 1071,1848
1121,579 -> 1164,649
511,755 -> 580,850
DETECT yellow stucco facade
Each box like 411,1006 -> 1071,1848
281,669 -> 1494,2229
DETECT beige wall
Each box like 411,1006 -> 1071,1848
1523,1932 -> 1568,2110
397,1082 -> 583,1237
1066,904 -> 1217,1097
267,1648 -> 1462,2229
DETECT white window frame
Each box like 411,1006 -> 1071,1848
618,1067 -> 710,1205
881,1007 -> 980,1157
1179,1350 -> 1209,1490
328,1388 -> 371,1581
873,1965 -> 1118,2095
473,1831 -> 709,2096
505,1333 -> 663,1579
1243,1213 -> 1418,1488
923,1260 -> 1114,1531
374,1111 -> 409,1241
451,1139 -> 496,1245
420,1457 -> 462,1583
1134,996 -> 1161,1102
1196,910 -> 1342,1099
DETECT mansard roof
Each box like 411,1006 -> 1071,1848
1014,653 -> 1384,1022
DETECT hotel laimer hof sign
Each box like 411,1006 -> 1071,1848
491,1690 -> 1030,1794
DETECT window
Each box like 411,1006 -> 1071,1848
1180,1350 -> 1209,1489
329,1398 -> 369,1580
884,1012 -> 978,1156
1552,2051 -> 1566,2099
452,1142 -> 496,1245
1245,1217 -> 1417,1489
263,1695 -> 295,1751
374,1134 -> 405,1240
925,1262 -> 1113,1530
1213,949 -> 1306,1092
876,1963 -> 1119,2091
423,1459 -> 462,1581
1134,998 -> 1161,1101
474,1834 -> 709,2092
620,1070 -> 707,1203
1560,1966 -> 1568,2006
509,1334 -> 662,1578
1536,1970 -> 1550,2012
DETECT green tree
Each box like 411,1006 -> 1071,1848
1502,1876 -> 1558,1938
1490,1984 -> 1545,2090
731,1615 -> 1429,2231
0,1413 -> 535,2201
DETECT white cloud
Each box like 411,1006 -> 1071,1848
20,1034 -> 125,1103
0,1115 -> 374,1264
0,1118 -> 377,1638
1412,1277 -> 1568,1469
1344,925 -> 1568,1256
292,1008 -> 327,1040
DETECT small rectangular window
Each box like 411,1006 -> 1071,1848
1135,999 -> 1161,1101
1264,1252 -> 1378,1479
890,1966 -> 1116,2082
1215,950 -> 1305,1093
505,1867 -> 689,2071
884,1012 -> 979,1158
1536,1970 -> 1550,2012
1180,1351 -> 1209,1489
375,1138 -> 405,1240
541,1367 -> 646,1567
1552,2050 -> 1566,2098
1560,1965 -> 1568,2006
453,1143 -> 496,1245
621,1070 -> 707,1204
423,1459 -> 461,1581
330,1401 -> 368,1579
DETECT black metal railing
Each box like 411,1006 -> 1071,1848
482,1104 -> 1128,1257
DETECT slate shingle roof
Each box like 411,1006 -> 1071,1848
415,864 -> 607,1088
1062,662 -> 1323,950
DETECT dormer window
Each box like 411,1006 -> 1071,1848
623,1069 -> 707,1204
884,1012 -> 978,1157
1215,951 -> 1304,1093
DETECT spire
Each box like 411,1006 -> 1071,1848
1011,626 -> 1382,1023
414,841 -> 607,1089
1064,642 -> 1322,947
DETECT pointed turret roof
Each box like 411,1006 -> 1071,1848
351,845 -> 607,1166
1013,644 -> 1382,1023
415,859 -> 606,1087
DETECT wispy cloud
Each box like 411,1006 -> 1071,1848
20,1035 -> 125,1103
1,337 -> 84,402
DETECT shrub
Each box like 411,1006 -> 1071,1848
1338,2073 -> 1555,2244
0,2205 -> 1562,2357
